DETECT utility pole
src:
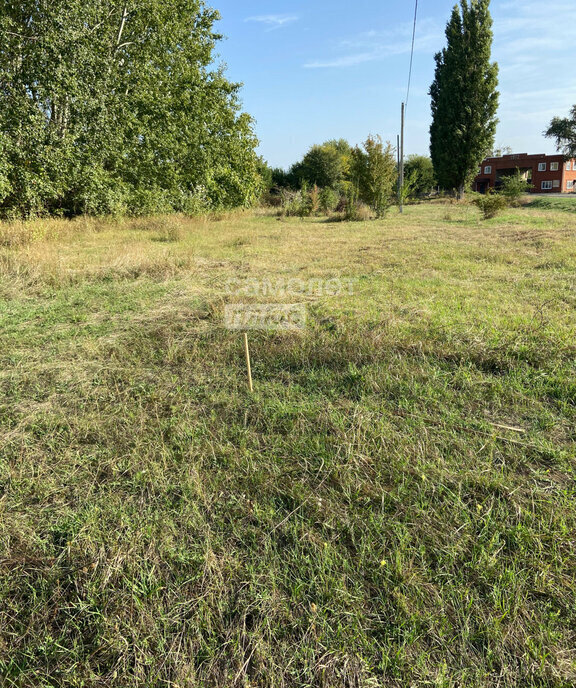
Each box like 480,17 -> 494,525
397,134 -> 401,209
399,102 -> 405,214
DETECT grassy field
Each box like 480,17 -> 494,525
1,201 -> 576,687
527,196 -> 576,214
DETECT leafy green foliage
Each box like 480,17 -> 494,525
399,170 -> 419,204
284,139 -> 353,191
473,191 -> 508,219
270,167 -> 291,189
546,105 -> 576,159
322,138 -> 353,179
499,171 -> 531,205
0,1 -> 261,218
404,155 -> 437,196
351,136 -> 397,217
278,188 -> 310,217
268,136 -> 401,218
257,159 -> 275,194
290,143 -> 345,189
430,0 -> 499,198
319,187 -> 338,214
337,185 -> 371,221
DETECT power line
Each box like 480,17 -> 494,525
399,0 -> 419,213
405,0 -> 419,108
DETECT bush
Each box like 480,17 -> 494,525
350,136 -> 396,218
297,183 -> 313,217
262,191 -> 283,208
309,184 -> 320,216
351,202 -> 373,222
473,192 -> 509,219
319,187 -> 338,214
279,189 -> 309,217
404,155 -> 437,196
290,143 -> 346,189
499,173 -> 531,206
343,186 -> 373,221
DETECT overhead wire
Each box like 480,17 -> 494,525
405,0 -> 419,108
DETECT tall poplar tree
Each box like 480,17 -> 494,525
0,1 -> 262,217
429,0 -> 499,198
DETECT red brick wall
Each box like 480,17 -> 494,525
533,157 -> 564,193
563,160 -> 576,192
474,154 -> 576,193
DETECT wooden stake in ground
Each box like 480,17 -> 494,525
243,333 -> 254,393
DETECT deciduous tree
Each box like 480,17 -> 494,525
546,106 -> 576,159
290,143 -> 345,189
404,155 -> 437,196
350,136 -> 396,217
0,1 -> 261,217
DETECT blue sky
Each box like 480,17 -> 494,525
213,0 -> 576,169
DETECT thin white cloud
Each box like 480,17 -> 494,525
304,19 -> 442,69
305,52 -> 385,69
245,14 -> 298,31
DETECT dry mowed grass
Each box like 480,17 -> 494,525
1,201 -> 576,687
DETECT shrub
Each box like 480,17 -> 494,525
353,202 -> 373,222
309,184 -> 320,216
399,170 -> 419,205
473,192 -> 508,219
404,155 -> 437,196
172,186 -> 211,216
350,136 -> 396,218
499,172 -> 531,206
262,191 -> 283,208
319,187 -> 338,214
297,183 -> 312,217
290,143 -> 346,189
343,186 -> 373,221
279,189 -> 309,217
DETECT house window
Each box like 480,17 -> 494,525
550,162 -> 559,171
568,180 -> 574,190
567,162 -> 572,171
538,163 -> 547,172
553,179 -> 560,188
541,180 -> 553,190
484,166 -> 492,174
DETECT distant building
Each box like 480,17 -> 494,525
473,153 -> 576,194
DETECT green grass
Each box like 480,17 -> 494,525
1,203 -> 576,687
526,196 -> 576,213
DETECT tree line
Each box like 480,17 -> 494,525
268,140 -> 435,198
0,1 -> 263,218
260,138 -> 436,219
1,0 -> 574,220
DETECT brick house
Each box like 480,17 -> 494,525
473,153 -> 576,194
